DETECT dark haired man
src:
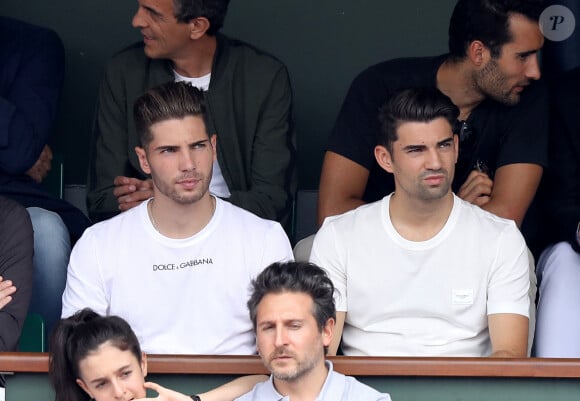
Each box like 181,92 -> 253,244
311,88 -> 530,357
318,0 -> 547,231
237,261 -> 391,401
64,82 -> 293,354
88,0 -> 295,229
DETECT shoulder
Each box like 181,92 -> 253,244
218,199 -> 287,233
82,202 -> 144,237
214,34 -> 288,85
454,196 -> 522,236
0,17 -> 63,57
233,378 -> 274,401
343,375 -> 391,400
320,199 -> 384,230
104,42 -> 165,76
350,55 -> 443,91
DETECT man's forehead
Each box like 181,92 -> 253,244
394,118 -> 454,143
148,116 -> 209,141
504,13 -> 544,50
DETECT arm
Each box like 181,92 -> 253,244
0,24 -> 64,175
310,221 -> 348,356
0,199 -> 33,351
458,163 -> 542,227
317,151 -> 369,227
328,311 -> 346,356
227,67 -> 295,223
134,376 -> 268,401
488,313 -> 528,357
487,223 -> 530,358
61,229 -> 108,317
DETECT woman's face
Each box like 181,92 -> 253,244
76,341 -> 147,401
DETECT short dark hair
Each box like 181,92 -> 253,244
173,0 -> 230,35
247,261 -> 336,333
448,0 -> 544,59
377,88 -> 459,155
49,309 -> 142,401
133,81 -> 210,148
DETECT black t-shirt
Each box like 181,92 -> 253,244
328,54 -> 549,203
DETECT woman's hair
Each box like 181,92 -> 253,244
49,309 -> 142,401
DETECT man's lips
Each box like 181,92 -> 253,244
177,178 -> 200,189
423,174 -> 445,185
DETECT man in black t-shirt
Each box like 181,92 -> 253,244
318,0 -> 548,230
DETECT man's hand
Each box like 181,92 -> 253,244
113,176 -> 153,211
26,145 -> 53,183
133,382 -> 191,401
0,276 -> 16,310
457,170 -> 493,207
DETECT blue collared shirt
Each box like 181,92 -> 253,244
234,361 -> 392,401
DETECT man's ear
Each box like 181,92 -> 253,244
135,146 -> 151,175
188,17 -> 210,39
322,317 -> 335,348
76,379 -> 93,399
375,145 -> 394,173
467,40 -> 490,67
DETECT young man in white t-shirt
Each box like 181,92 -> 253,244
311,88 -> 530,357
62,82 -> 293,354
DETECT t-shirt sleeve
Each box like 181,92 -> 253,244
310,219 -> 348,311
259,222 -> 294,267
61,229 -> 109,318
495,80 -> 549,169
486,222 -> 530,317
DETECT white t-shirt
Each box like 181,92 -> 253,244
174,70 -> 231,198
62,197 -> 293,354
311,194 -> 530,357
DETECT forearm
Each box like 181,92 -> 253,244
199,375 -> 268,401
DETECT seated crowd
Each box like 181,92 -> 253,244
1,0 -> 580,398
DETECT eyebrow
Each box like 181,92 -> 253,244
516,49 -> 540,58
401,136 -> 454,152
153,139 -> 209,151
88,364 -> 132,384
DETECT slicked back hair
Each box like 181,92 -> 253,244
133,81 -> 210,149
377,88 -> 459,155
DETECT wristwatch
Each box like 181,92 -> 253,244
190,395 -> 201,401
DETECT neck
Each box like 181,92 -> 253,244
437,58 -> 485,120
273,360 -> 328,401
172,34 -> 217,77
389,192 -> 454,241
148,193 -> 216,239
